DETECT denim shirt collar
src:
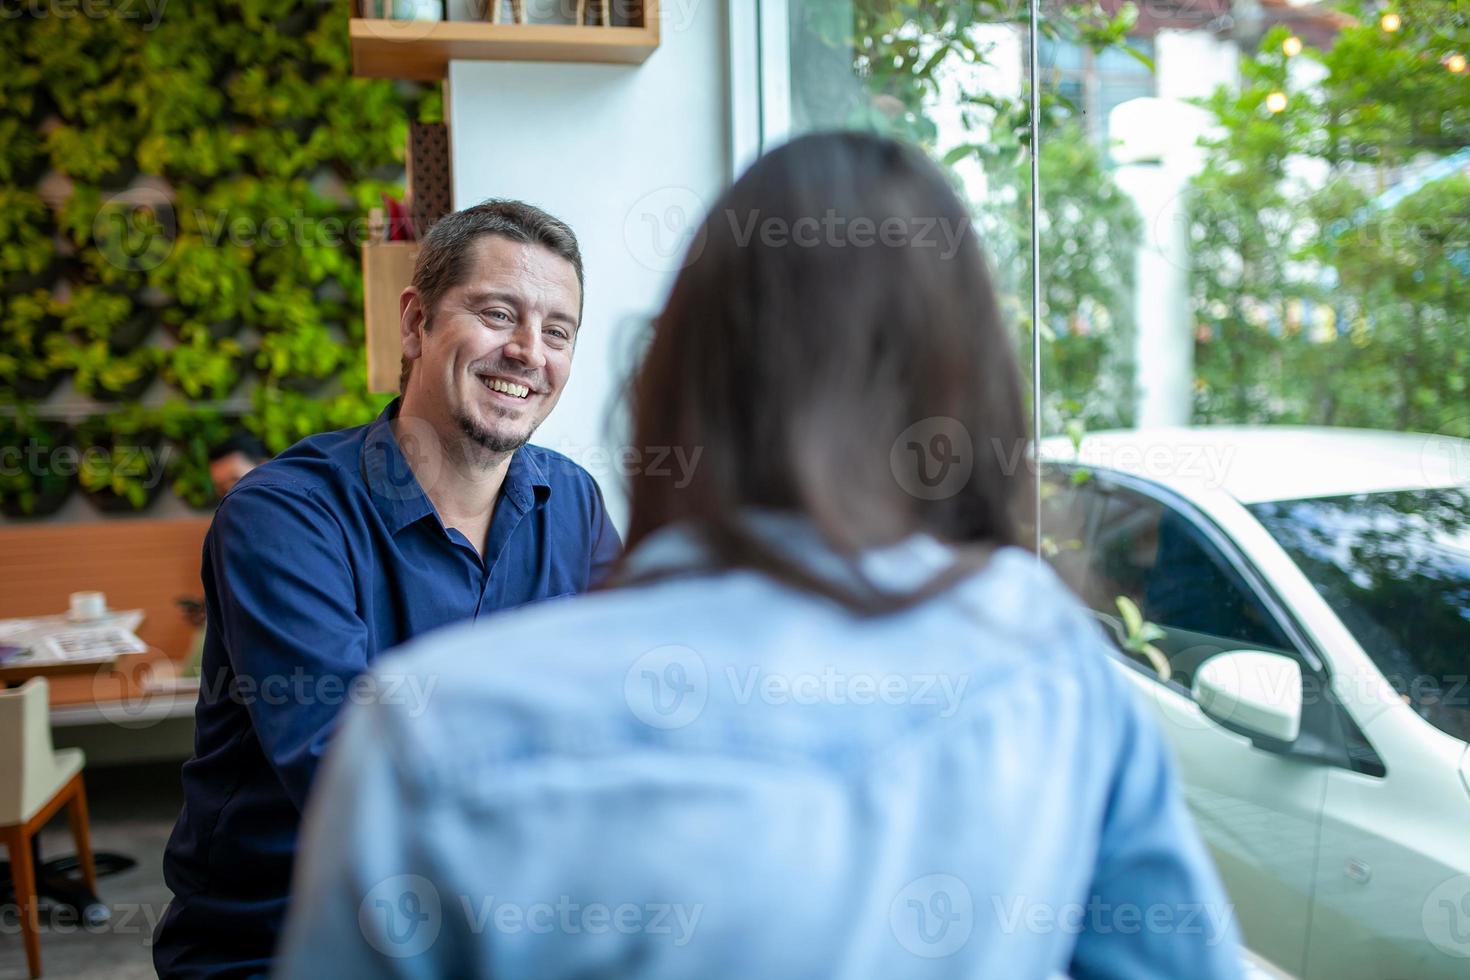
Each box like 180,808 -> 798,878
623,510 -> 959,595
360,399 -> 552,534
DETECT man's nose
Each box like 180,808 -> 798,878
501,323 -> 547,371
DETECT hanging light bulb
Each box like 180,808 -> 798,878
1283,35 -> 1304,57
1380,11 -> 1401,32
1266,91 -> 1289,113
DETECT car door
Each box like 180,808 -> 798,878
1041,469 -> 1334,978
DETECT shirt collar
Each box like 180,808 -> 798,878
360,399 -> 554,534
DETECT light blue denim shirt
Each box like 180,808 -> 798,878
277,516 -> 1243,979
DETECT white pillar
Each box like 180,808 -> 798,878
1110,96 -> 1211,428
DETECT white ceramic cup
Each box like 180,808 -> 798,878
70,591 -> 107,620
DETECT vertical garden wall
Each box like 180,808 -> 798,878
0,0 -> 434,517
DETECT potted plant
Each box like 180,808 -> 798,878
58,285 -> 155,352
49,337 -> 162,402
0,411 -> 75,519
247,384 -> 330,454
75,408 -> 166,514
0,115 -> 47,187
44,121 -> 140,188
0,188 -> 58,295
255,320 -> 343,392
158,402 -> 233,509
60,184 -> 177,285
0,291 -> 67,399
148,234 -> 253,329
164,326 -> 247,400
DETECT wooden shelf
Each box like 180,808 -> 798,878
362,241 -> 420,393
349,12 -> 660,80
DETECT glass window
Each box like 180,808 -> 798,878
1249,487 -> 1470,743
1054,475 -> 1295,690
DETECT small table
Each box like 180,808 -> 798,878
0,611 -> 147,691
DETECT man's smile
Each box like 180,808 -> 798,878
477,373 -> 536,401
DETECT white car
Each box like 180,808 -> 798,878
1037,426 -> 1470,980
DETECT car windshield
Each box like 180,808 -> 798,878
1248,486 -> 1470,744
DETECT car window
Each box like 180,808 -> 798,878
1249,487 -> 1470,744
1043,471 -> 1295,692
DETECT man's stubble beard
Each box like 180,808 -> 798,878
453,406 -> 534,459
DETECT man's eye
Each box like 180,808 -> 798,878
483,310 -> 511,323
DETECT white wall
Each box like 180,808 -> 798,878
448,0 -> 732,529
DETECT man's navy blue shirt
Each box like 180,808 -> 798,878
155,400 -> 621,979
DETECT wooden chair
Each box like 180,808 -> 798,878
0,678 -> 97,979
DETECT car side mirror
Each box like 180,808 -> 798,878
1191,650 -> 1302,745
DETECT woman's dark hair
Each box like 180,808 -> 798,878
620,131 -> 1030,615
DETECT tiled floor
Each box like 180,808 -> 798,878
0,763 -> 181,980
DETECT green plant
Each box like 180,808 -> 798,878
166,327 -> 246,399
0,114 -> 45,185
0,410 -> 73,518
1116,596 -> 1171,682
149,234 -> 255,326
256,320 -> 343,383
6,0 -> 418,511
248,384 -> 331,453
0,292 -> 62,398
0,188 -> 56,285
75,407 -> 163,512
158,402 -> 234,509
57,285 -> 133,340
47,338 -> 162,400
1189,14 -> 1470,434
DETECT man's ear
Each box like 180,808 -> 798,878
400,287 -> 427,361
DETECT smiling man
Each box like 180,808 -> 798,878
154,201 -> 620,979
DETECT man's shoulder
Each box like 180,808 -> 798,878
213,420 -> 380,530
